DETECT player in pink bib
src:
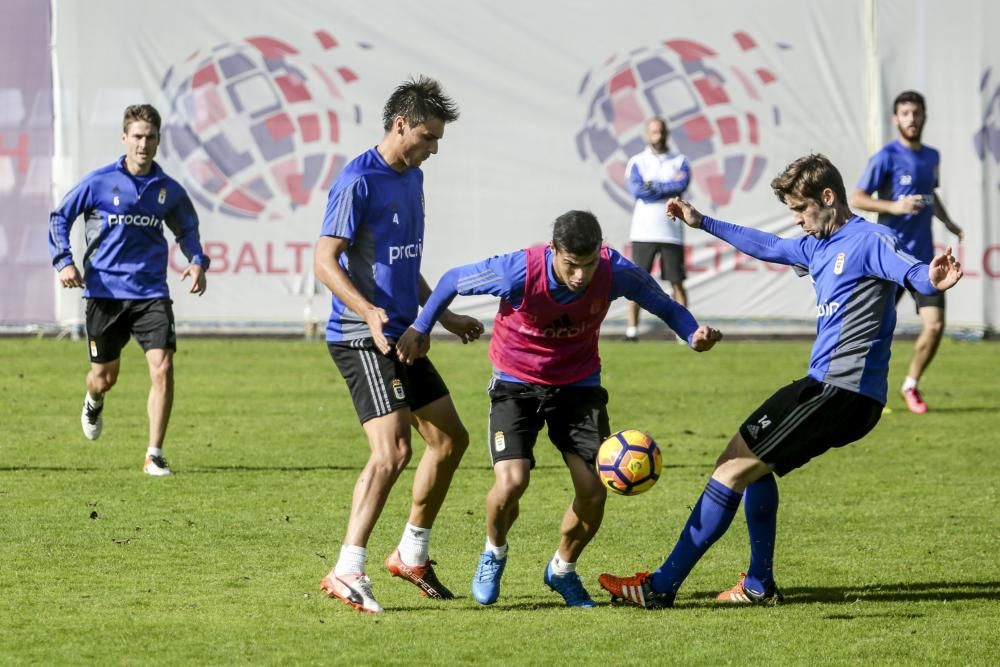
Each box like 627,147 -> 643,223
399,209 -> 722,607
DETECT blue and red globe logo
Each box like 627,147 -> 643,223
577,32 -> 785,211
975,67 -> 1000,173
159,32 -> 368,219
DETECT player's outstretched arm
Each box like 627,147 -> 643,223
928,246 -> 963,292
668,197 -> 809,267
689,324 -> 723,351
418,273 -> 484,346
665,197 -> 704,228
439,312 -> 485,344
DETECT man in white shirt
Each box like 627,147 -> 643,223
624,117 -> 691,342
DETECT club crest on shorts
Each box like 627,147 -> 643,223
158,188 -> 167,205
391,378 -> 406,400
89,339 -> 98,357
493,431 -> 506,452
833,252 -> 846,275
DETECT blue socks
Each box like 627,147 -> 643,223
650,478 -> 743,594
743,474 -> 779,594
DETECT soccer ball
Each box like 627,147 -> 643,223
596,430 -> 662,496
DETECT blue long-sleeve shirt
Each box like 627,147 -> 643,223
48,157 -> 208,299
701,215 -> 936,403
414,245 -> 699,385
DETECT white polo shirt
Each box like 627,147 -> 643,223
626,148 -> 690,244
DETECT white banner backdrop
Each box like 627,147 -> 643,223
49,0 -> 997,334
865,0 -> 1000,332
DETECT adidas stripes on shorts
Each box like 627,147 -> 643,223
328,338 -> 449,424
738,376 -> 882,476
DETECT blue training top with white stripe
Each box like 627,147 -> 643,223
701,215 -> 938,404
48,157 -> 208,299
320,147 -> 425,342
855,141 -> 940,261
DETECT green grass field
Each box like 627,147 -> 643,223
1,336 -> 998,665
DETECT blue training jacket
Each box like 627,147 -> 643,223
701,215 -> 937,404
48,157 -> 209,299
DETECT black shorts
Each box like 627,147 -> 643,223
738,377 -> 882,476
487,379 -> 611,468
631,241 -> 686,283
85,298 -> 176,363
328,338 -> 450,423
896,285 -> 945,313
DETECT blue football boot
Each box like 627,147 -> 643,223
471,551 -> 507,605
544,562 -> 596,608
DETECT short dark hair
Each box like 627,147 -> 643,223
382,76 -> 459,131
122,104 -> 161,133
552,210 -> 603,256
893,90 -> 926,114
770,153 -> 848,206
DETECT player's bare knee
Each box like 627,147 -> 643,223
441,425 -> 470,456
390,444 -> 412,474
370,446 -> 411,479
148,356 -> 173,387
494,468 -> 529,499
89,364 -> 119,392
575,488 -> 607,515
715,433 -> 745,467
91,373 -> 116,393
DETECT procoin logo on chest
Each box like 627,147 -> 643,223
108,214 -> 164,228
388,240 -> 422,264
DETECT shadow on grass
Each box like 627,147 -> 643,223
318,581 -> 1000,615
383,597 -> 576,612
687,580 -> 1000,606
